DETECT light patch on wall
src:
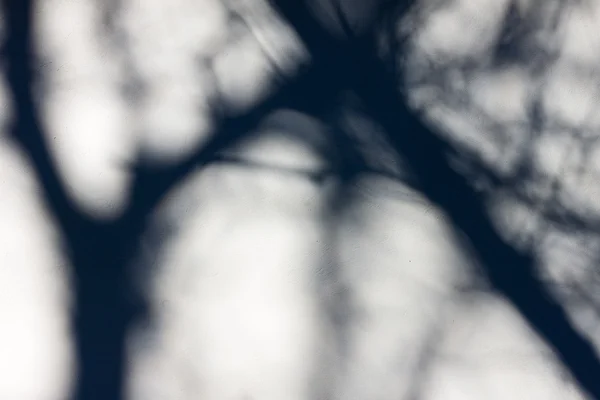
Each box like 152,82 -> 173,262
121,0 -> 227,163
542,64 -> 599,127
415,0 -> 509,60
213,34 -> 278,111
222,109 -> 330,172
36,0 -> 135,219
0,138 -> 74,400
121,0 -> 307,164
335,176 -> 470,400
469,66 -> 532,124
138,72 -> 213,163
426,295 -> 587,400
425,104 -> 503,169
42,85 -> 134,218
128,137 -> 335,400
558,1 -> 600,65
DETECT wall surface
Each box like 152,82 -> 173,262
0,0 -> 597,399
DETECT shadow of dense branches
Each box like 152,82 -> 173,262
271,1 -> 600,398
3,0 -> 600,399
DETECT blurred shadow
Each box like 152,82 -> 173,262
269,0 -> 600,398
6,0 -> 600,399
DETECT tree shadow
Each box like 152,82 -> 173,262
4,0 -> 600,399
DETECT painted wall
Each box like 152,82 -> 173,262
0,0 -> 597,399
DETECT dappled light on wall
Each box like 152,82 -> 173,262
3,0 -> 600,399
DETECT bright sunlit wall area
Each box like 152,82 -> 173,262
0,0 -> 599,399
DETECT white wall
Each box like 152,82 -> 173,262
0,0 -> 597,399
